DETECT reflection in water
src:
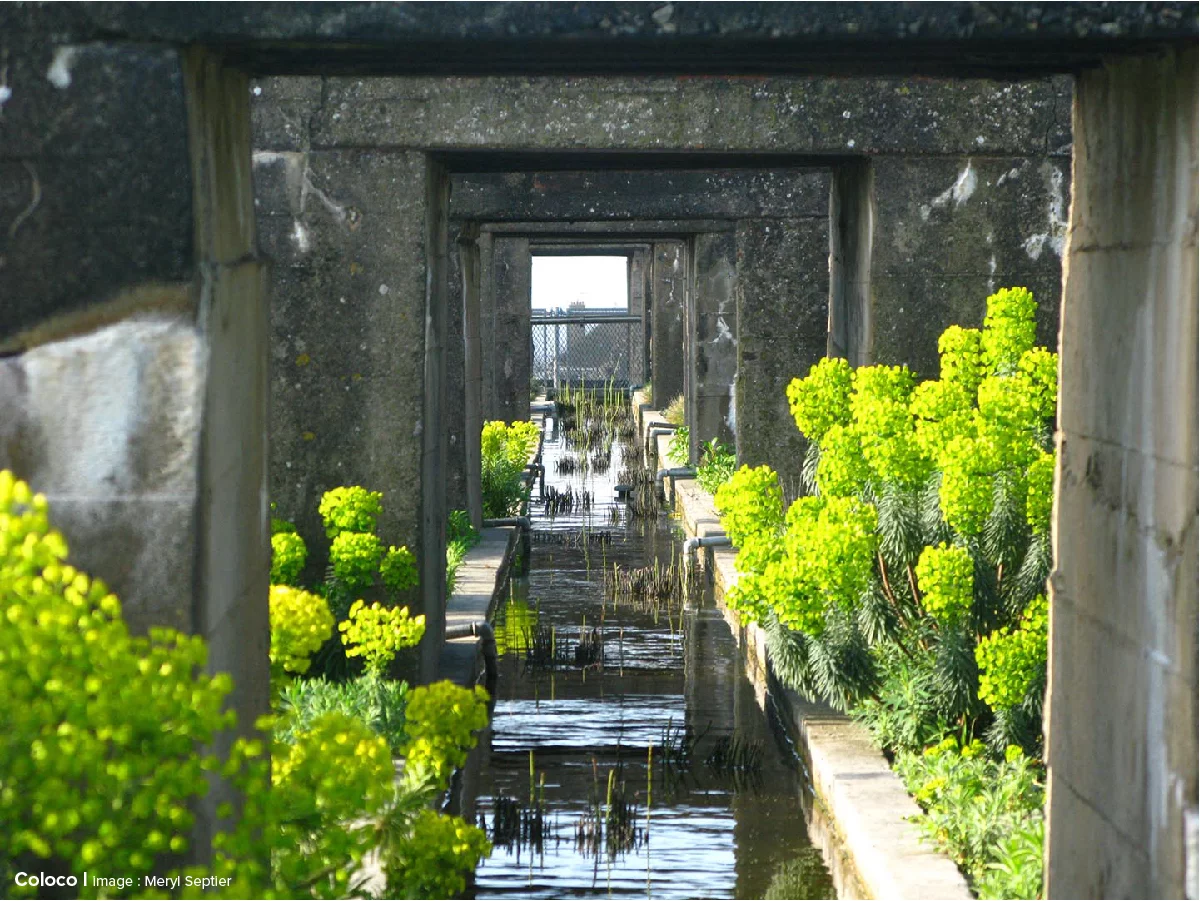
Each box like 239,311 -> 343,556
472,413 -> 834,900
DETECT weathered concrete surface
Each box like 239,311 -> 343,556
642,404 -> 973,901
0,43 -> 193,343
445,235 -> 468,517
253,145 -> 428,587
1046,47 -> 1198,900
869,155 -> 1069,378
15,3 -> 1196,78
688,232 -> 739,459
306,75 -> 1074,156
0,314 -> 204,633
629,245 -> 649,386
451,169 -> 830,222
651,241 -> 688,409
735,213 -> 830,491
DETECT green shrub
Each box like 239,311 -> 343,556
338,599 -> 425,675
666,425 -> 690,465
712,287 -> 1055,899
482,420 -> 540,518
714,288 -> 1055,758
0,470 -> 492,899
696,437 -> 736,493
662,394 -> 685,426
380,544 -> 418,593
318,486 -> 383,538
0,472 -> 236,887
275,675 -> 410,752
269,584 -> 334,686
270,531 -> 308,586
894,739 -> 1044,899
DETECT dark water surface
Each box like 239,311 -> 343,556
468,420 -> 835,900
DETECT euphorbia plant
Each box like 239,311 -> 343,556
715,288 -> 1056,756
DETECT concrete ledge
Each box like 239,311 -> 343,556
439,526 -> 519,686
638,401 -> 972,901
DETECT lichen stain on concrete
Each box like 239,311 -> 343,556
252,150 -> 347,253
46,46 -> 78,89
714,315 -> 734,344
1022,163 -> 1068,260
919,160 -> 978,220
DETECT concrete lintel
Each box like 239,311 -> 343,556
530,242 -> 649,256
479,220 -> 736,236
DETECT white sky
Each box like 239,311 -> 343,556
531,256 -> 628,311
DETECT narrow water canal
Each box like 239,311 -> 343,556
468,405 -> 836,900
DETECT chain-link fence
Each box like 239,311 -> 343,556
532,314 -> 645,390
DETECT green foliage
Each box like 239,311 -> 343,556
1025,450 -> 1055,535
976,594 -> 1048,712
339,600 -> 425,675
269,585 -> 335,685
329,530 -> 383,592
696,437 -> 736,493
270,531 -> 308,586
482,420 -> 540,518
895,739 -> 1044,899
276,674 -> 409,752
662,394 -> 685,426
2,470 -> 490,899
787,356 -> 853,442
382,808 -> 493,899
714,464 -> 784,548
401,681 -> 492,788
0,472 -> 236,885
719,289 -> 1055,742
379,544 -> 418,593
318,486 -> 383,539
448,509 -> 480,547
666,425 -> 690,465
915,543 -> 975,626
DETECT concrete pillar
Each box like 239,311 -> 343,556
420,160 -> 450,682
459,229 -> 485,531
628,245 -> 651,386
735,213 -> 830,493
254,144 -> 431,585
829,162 -> 874,366
444,232 -> 468,518
1045,47 -> 1198,900
688,232 -> 738,462
652,241 -> 688,409
478,231 -> 497,421
490,236 -> 532,424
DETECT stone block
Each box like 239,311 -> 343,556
0,315 -> 204,634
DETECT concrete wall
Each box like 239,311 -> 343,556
1046,47 -> 1198,900
869,154 -> 1069,378
736,211 -> 831,491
